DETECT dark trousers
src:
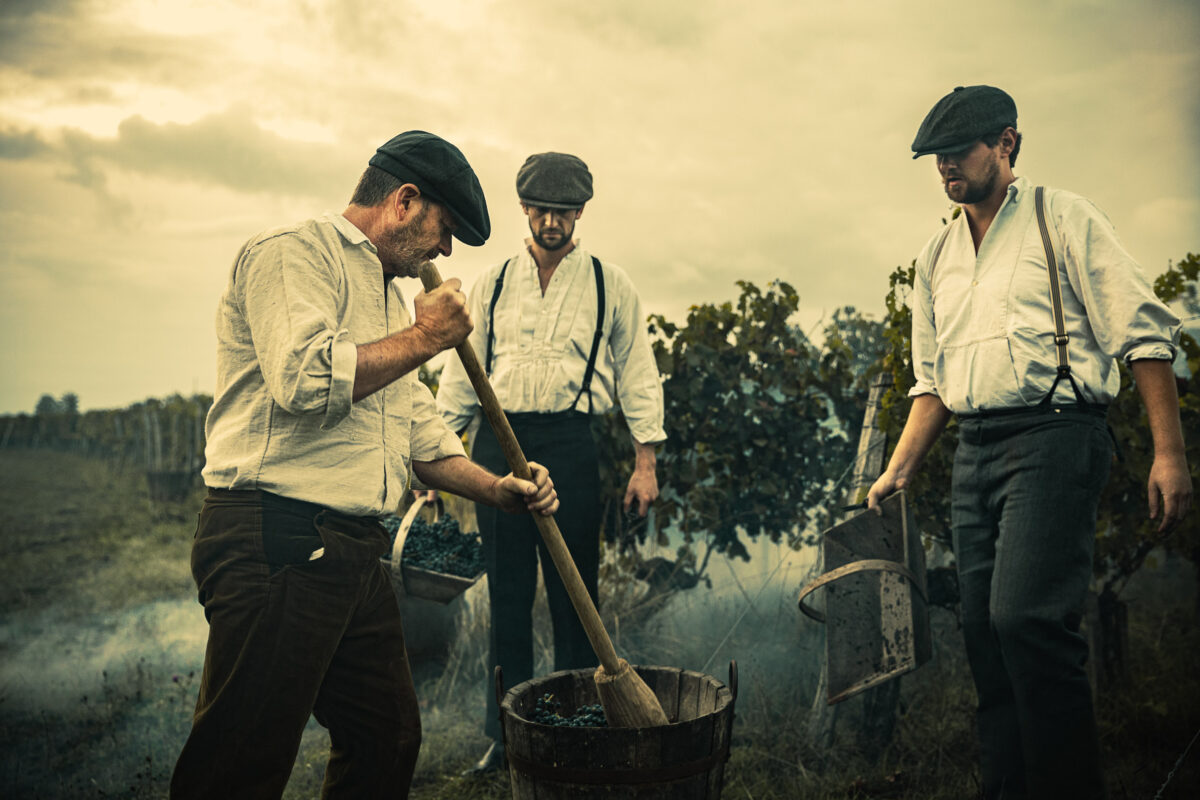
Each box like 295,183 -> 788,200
170,489 -> 421,800
952,408 -> 1112,800
472,411 -> 601,740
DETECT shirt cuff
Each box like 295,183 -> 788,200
907,381 -> 938,399
1124,342 -> 1177,364
320,332 -> 357,430
411,420 -> 467,462
628,420 -> 667,445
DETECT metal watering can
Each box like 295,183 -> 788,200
798,490 -> 932,704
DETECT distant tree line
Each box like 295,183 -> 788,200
1,393 -> 211,480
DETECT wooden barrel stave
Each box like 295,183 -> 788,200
500,665 -> 735,799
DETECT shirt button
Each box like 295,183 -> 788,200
971,280 -> 979,287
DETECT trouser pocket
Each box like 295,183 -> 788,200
260,503 -> 325,575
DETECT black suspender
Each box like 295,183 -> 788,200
571,256 -> 606,414
484,254 -> 607,414
484,258 -> 514,376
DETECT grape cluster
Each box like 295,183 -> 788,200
383,514 -> 484,578
528,692 -> 608,728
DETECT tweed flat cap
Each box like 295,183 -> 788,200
911,85 -> 1017,159
516,152 -> 593,209
368,130 -> 490,246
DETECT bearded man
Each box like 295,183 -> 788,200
436,152 -> 666,774
867,87 -> 1191,799
170,131 -> 559,800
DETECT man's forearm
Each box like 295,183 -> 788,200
412,455 -> 500,507
353,328 -> 438,402
883,394 -> 952,482
1130,359 -> 1187,458
633,439 -> 657,472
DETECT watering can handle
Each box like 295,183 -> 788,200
796,558 -> 928,623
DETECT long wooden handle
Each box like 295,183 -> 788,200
419,262 -> 621,673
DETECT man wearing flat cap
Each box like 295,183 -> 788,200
170,131 -> 559,799
868,86 -> 1191,798
437,152 -> 666,773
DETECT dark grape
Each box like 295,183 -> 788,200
527,692 -> 607,727
382,513 -> 484,578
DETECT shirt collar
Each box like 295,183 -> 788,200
1006,175 -> 1030,204
328,211 -> 377,253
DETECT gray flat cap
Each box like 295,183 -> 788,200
911,85 -> 1017,159
369,130 -> 490,246
516,152 -> 593,209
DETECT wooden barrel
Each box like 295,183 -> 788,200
498,662 -> 737,799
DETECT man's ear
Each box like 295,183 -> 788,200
574,204 -> 585,221
392,184 -> 422,221
998,128 -> 1017,159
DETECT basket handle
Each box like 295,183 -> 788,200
797,558 -> 928,623
390,492 -> 443,572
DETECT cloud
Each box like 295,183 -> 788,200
101,110 -> 358,196
0,125 -> 51,159
0,0 -> 212,86
3,108 -> 363,205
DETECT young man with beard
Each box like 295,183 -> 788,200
436,152 -> 666,773
170,131 -> 559,800
867,86 -> 1192,799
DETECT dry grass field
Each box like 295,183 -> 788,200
1,449 -> 1197,799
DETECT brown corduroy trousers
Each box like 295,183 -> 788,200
170,489 -> 420,799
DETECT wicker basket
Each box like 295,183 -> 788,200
386,493 -> 483,605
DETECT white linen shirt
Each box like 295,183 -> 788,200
909,177 -> 1180,414
436,242 -> 667,444
201,212 -> 465,516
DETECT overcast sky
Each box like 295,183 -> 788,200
1,0 -> 1197,414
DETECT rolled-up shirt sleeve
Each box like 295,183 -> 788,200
908,236 -> 941,399
607,268 -> 667,444
1057,194 -> 1180,364
236,232 -> 356,429
411,379 -> 468,462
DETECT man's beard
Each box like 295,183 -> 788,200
378,205 -> 431,277
531,221 -> 573,251
945,155 -> 1000,205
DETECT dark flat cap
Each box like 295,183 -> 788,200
368,130 -> 490,246
911,85 -> 1017,159
516,152 -> 593,209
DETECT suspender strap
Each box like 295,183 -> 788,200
571,256 -> 606,414
1035,186 -> 1071,378
1034,186 -> 1088,407
485,258 -> 514,375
